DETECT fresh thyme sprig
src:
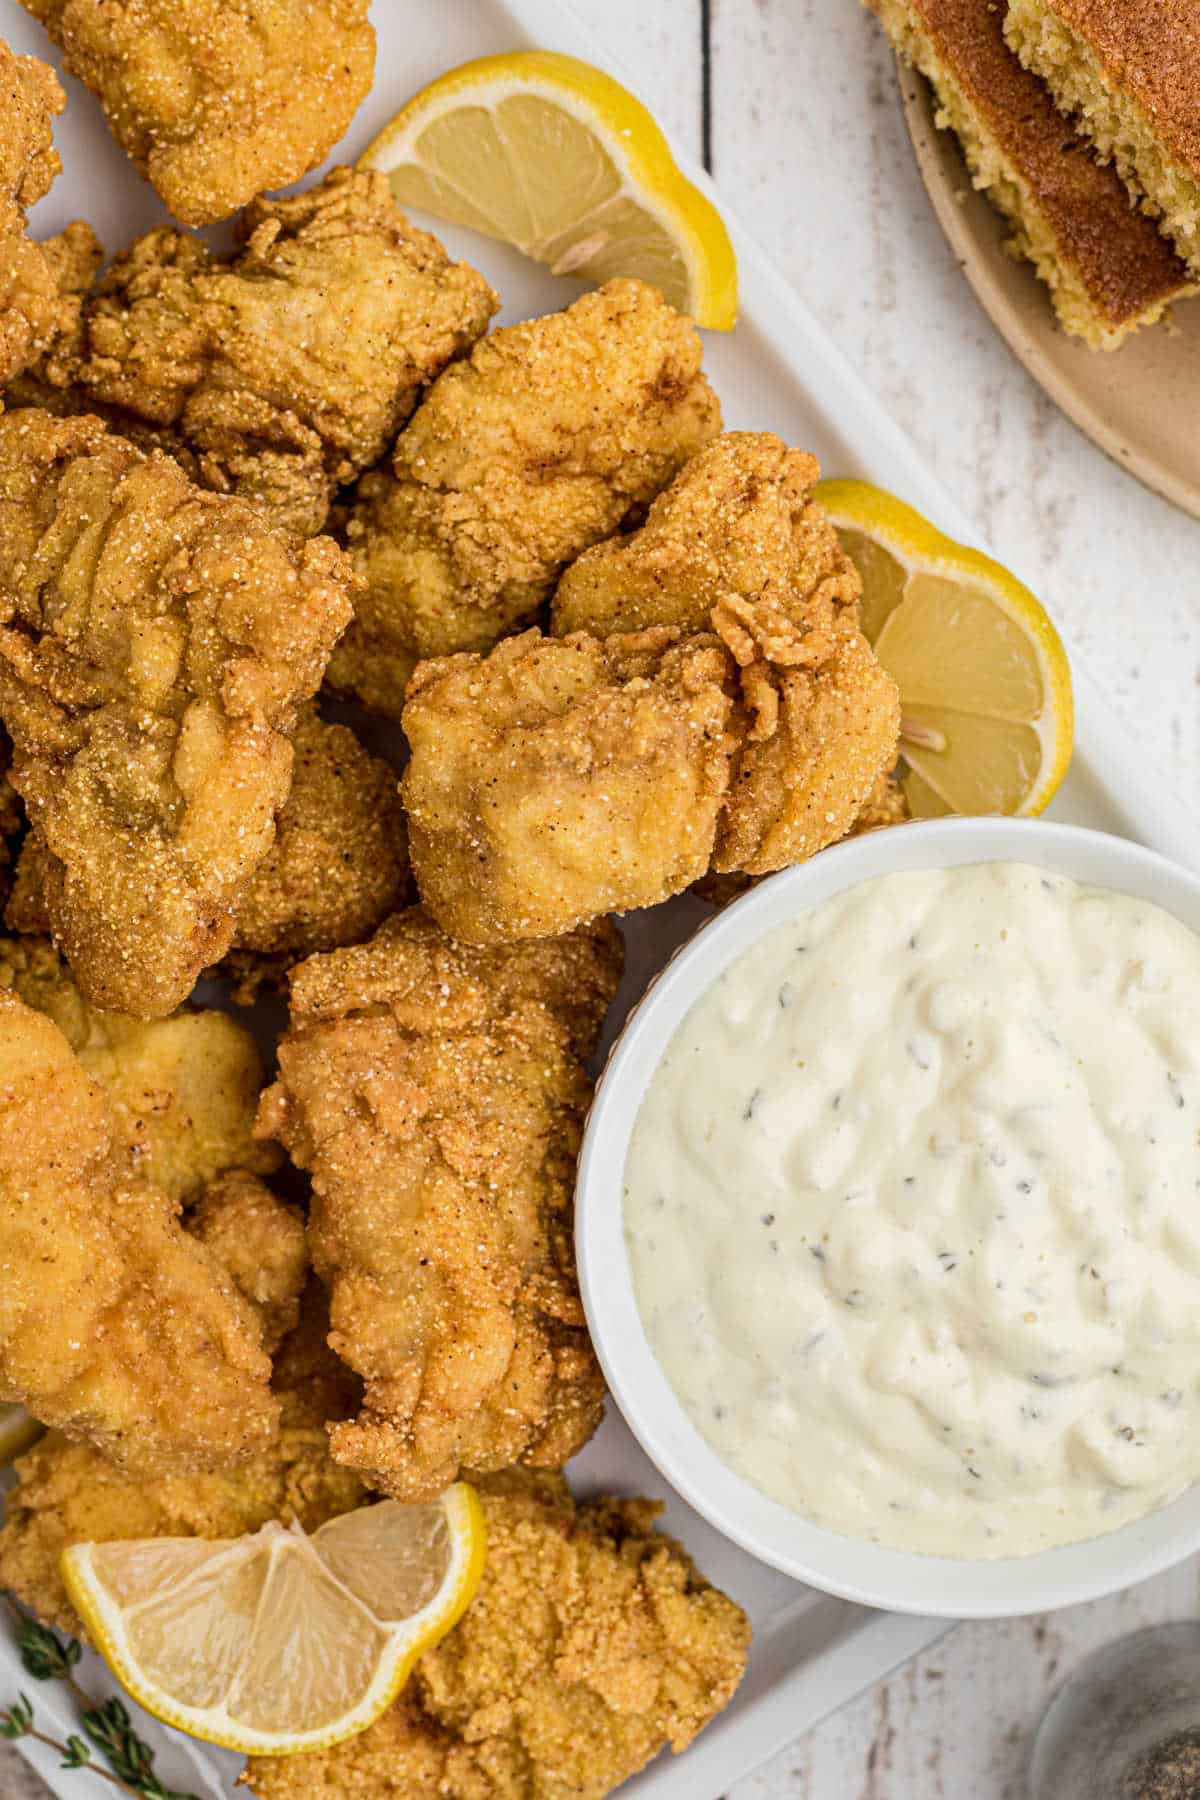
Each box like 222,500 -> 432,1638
3,1605 -> 200,1799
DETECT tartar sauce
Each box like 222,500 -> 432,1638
624,863 -> 1200,1558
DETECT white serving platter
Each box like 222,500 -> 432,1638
1,0 -> 1197,1796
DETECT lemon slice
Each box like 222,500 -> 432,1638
60,1487 -> 485,1757
0,1404 -> 43,1464
818,479 -> 1073,818
361,50 -> 738,328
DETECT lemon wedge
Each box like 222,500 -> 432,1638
361,50 -> 738,328
0,1404 -> 42,1464
60,1487 -> 485,1757
818,479 -> 1073,818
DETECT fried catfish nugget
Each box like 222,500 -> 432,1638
256,911 -> 623,1500
0,990 -> 278,1474
0,933 -> 280,1201
0,410 -> 354,1017
226,706 -> 411,993
401,628 -> 735,943
0,1288 -> 363,1637
553,432 -> 902,874
0,40 -> 82,387
245,1471 -> 751,1800
54,169 -> 498,536
184,1171 -> 309,1353
403,438 -> 900,943
334,278 -> 722,716
18,0 -> 375,227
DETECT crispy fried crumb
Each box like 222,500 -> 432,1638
244,1470 -> 751,1800
256,910 -> 623,1499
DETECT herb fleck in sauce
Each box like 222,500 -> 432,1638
623,864 -> 1200,1558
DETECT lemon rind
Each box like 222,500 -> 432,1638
817,478 -> 1074,816
60,1485 -> 486,1758
361,51 -> 738,329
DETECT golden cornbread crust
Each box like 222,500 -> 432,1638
1013,0 -> 1200,179
868,0 -> 1193,346
1006,0 -> 1200,271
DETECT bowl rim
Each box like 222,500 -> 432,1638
575,817 -> 1200,1618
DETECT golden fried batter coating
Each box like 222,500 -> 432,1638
0,409 -> 354,1017
0,933 -> 280,1201
552,432 -> 901,876
0,1287 -> 364,1637
53,169 -> 498,535
245,1471 -> 751,1800
402,437 -> 901,943
713,629 -> 902,874
186,1171 -> 308,1353
18,0 -> 376,227
401,628 -> 735,944
1,217 -> 103,409
851,763 -> 911,834
256,910 -> 623,1500
0,989 -> 278,1474
228,706 -> 411,981
552,431 -> 850,644
0,40 -> 76,387
333,278 -> 722,716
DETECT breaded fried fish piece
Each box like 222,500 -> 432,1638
0,409 -> 354,1017
0,933 -> 280,1201
0,989 -> 278,1475
402,627 -> 735,944
52,169 -> 498,536
403,438 -> 899,943
333,278 -> 722,716
245,1470 -> 751,1800
17,0 -> 376,227
225,706 -> 411,993
553,432 -> 901,876
256,910 -> 623,1500
186,1171 -> 308,1353
0,1287 -> 363,1637
0,40 -> 80,387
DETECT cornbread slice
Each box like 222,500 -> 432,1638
1006,0 -> 1200,273
866,0 -> 1194,348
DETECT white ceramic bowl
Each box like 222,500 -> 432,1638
576,818 -> 1200,1618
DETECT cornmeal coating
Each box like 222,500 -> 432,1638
0,409 -> 354,1018
0,989 -> 278,1475
256,910 -> 623,1500
0,1289 -> 364,1637
553,432 -> 855,644
1,217 -> 103,406
0,933 -> 280,1201
402,440 -> 900,942
229,706 -> 411,979
245,1470 -> 751,1800
18,0 -> 376,227
401,628 -> 735,944
0,40 -> 80,387
52,169 -> 498,536
551,432 -> 901,877
850,762 -> 911,834
333,278 -> 721,717
185,1171 -> 309,1354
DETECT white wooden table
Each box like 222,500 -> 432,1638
577,4 -> 1200,1797
3,2 -> 1199,1796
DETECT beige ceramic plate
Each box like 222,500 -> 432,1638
899,66 -> 1200,521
